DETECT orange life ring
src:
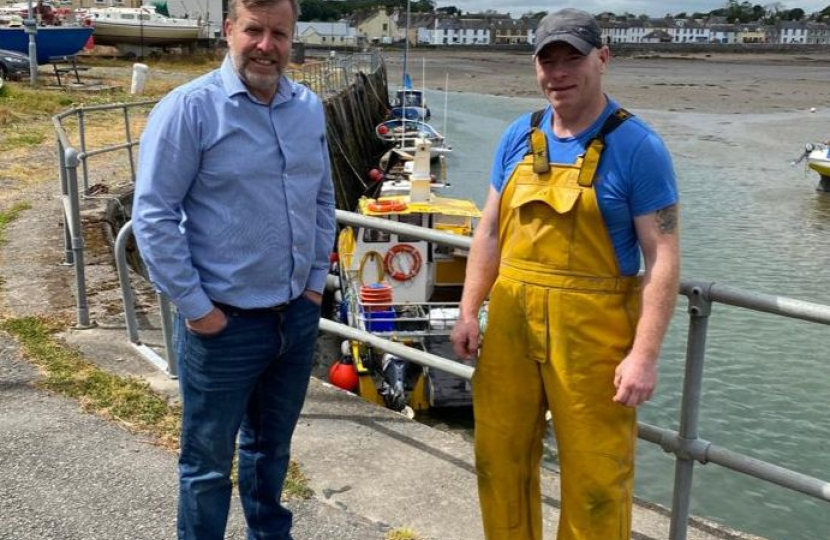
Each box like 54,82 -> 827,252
368,199 -> 407,213
384,244 -> 422,282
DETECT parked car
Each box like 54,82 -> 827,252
0,48 -> 31,85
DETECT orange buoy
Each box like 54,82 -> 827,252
328,357 -> 358,392
367,199 -> 407,213
368,168 -> 384,183
384,244 -> 422,282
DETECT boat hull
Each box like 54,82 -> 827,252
807,149 -> 830,177
0,26 -> 93,64
91,22 -> 199,45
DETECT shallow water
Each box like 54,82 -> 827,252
427,89 -> 830,540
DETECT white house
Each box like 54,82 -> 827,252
296,21 -> 357,46
427,17 -> 490,45
778,21 -> 808,43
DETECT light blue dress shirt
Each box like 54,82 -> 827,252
133,56 -> 336,320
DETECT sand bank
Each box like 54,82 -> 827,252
384,49 -> 830,114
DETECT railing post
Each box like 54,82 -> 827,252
64,147 -> 92,328
78,108 -> 90,193
56,135 -> 73,265
158,293 -> 178,377
669,283 -> 713,540
115,221 -> 140,344
123,105 -> 136,184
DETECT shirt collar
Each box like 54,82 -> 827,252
220,55 -> 296,107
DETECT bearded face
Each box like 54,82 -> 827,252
225,1 -> 294,102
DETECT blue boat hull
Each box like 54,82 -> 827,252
0,26 -> 94,64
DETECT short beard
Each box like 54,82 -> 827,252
230,51 -> 282,97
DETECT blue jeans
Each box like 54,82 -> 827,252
174,295 -> 321,540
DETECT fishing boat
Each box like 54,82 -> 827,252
0,25 -> 93,63
794,142 -> 830,192
375,118 -> 451,159
80,6 -> 201,46
329,139 -> 481,414
389,87 -> 431,122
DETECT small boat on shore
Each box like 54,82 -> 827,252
80,6 -> 201,46
329,139 -> 480,414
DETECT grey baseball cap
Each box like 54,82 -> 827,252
534,8 -> 603,56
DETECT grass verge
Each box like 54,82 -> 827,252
0,315 -> 312,499
0,202 -> 31,244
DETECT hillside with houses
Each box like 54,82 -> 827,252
295,8 -> 830,48
51,0 -> 830,48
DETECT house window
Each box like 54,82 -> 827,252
382,23 -> 387,31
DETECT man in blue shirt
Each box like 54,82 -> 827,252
132,0 -> 335,538
452,8 -> 680,540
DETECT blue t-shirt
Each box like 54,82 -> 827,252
490,99 -> 678,275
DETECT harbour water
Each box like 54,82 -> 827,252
427,89 -> 830,540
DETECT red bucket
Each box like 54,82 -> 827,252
360,282 -> 393,312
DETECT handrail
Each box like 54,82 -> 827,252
331,211 -> 830,540
106,208 -> 829,539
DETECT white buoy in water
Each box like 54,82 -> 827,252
810,107 -> 817,113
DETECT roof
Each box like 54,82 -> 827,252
296,21 -> 353,37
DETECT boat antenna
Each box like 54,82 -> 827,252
442,72 -> 449,144
422,56 -> 425,98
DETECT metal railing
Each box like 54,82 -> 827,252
328,210 -> 830,540
107,209 -> 830,538
286,51 -> 383,96
114,221 -> 178,377
53,100 -> 155,328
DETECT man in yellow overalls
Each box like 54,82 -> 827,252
451,8 -> 680,540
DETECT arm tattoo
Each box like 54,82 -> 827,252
656,206 -> 678,234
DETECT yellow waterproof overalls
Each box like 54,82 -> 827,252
474,109 -> 642,540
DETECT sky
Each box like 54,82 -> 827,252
434,1 -> 830,18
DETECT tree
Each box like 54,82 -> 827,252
411,0 -> 435,13
436,5 -> 459,16
781,7 -> 805,20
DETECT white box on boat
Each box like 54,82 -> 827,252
429,307 -> 459,330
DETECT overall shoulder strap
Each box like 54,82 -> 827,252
593,108 -> 633,143
527,108 -> 549,174
578,108 -> 634,187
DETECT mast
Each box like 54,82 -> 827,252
400,0 -> 410,153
